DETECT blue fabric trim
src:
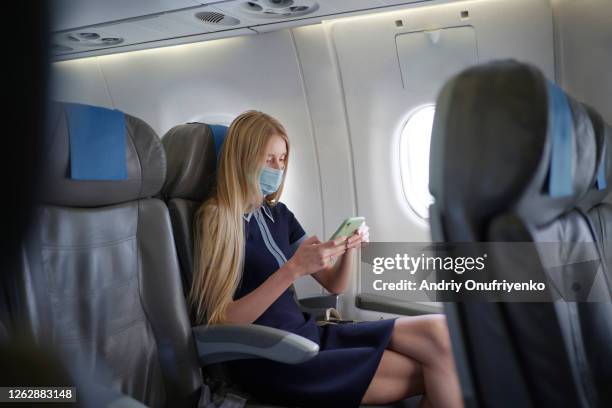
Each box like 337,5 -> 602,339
597,140 -> 607,190
262,202 -> 275,222
244,203 -> 274,222
65,103 -> 127,181
547,82 -> 574,198
254,209 -> 287,268
209,124 -> 228,159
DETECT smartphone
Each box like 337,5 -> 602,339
330,217 -> 365,241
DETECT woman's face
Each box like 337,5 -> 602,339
264,133 -> 287,171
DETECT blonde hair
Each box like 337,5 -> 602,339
189,111 -> 290,325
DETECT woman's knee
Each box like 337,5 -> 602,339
425,314 -> 452,357
392,314 -> 452,358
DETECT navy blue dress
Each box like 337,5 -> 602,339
228,202 -> 397,408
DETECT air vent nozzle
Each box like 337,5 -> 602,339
195,11 -> 240,26
240,0 -> 319,19
59,32 -> 124,48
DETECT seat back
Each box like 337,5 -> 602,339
161,123 -> 227,296
429,61 -> 612,407
576,107 -> 612,406
12,103 -> 202,407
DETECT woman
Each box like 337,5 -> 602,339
190,111 -> 463,408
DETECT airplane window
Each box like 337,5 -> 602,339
399,105 -> 435,220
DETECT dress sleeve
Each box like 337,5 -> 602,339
286,205 -> 307,258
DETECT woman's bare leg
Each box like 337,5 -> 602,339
361,349 -> 424,405
388,315 -> 463,408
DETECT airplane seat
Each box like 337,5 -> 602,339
161,122 -> 222,297
15,102 -> 203,407
575,107 -> 612,407
429,60 -> 611,407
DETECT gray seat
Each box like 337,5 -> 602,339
429,61 -> 612,407
14,102 -> 202,407
577,107 -> 612,407
161,123 -> 219,297
6,103 -> 319,408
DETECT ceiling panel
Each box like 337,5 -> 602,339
52,0 -> 210,31
50,0 -> 438,60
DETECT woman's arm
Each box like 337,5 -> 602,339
312,225 -> 369,295
225,261 -> 299,324
312,242 -> 356,295
225,236 -> 346,324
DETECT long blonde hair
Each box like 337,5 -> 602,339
189,111 -> 290,325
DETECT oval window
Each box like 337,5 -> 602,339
399,105 -> 435,220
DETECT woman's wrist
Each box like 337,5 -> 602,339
283,259 -> 302,282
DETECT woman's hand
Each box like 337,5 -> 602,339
343,223 -> 370,250
286,236 -> 346,278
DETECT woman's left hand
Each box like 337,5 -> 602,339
344,224 -> 369,250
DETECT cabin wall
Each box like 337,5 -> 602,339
552,0 -> 612,124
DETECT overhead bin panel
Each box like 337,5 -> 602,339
50,0 -> 440,60
51,5 -> 257,58
51,0 -> 205,32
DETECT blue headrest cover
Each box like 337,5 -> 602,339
596,138 -> 607,190
65,103 -> 127,180
209,124 -> 228,160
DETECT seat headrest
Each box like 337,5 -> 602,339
430,60 -> 598,239
41,102 -> 166,207
162,123 -> 228,201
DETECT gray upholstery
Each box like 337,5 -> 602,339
168,199 -> 200,295
42,103 -> 166,207
429,61 -> 612,407
580,107 -> 612,406
16,103 -> 202,407
163,123 -> 218,202
162,123 -> 218,295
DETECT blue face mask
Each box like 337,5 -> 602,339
259,166 -> 284,196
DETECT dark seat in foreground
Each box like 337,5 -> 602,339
429,61 -> 612,407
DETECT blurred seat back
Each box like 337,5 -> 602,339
11,102 -> 202,407
429,61 -> 612,407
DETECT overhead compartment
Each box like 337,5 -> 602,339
50,0 -> 436,60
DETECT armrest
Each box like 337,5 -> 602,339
192,323 -> 319,366
298,294 -> 338,310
